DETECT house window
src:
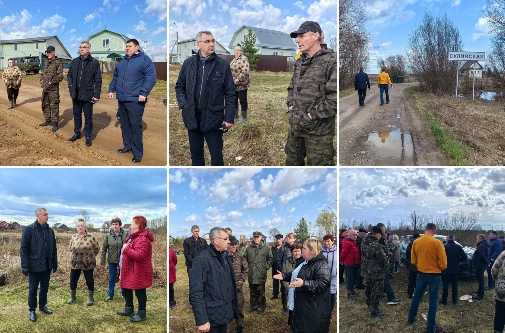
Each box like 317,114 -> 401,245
35,42 -> 38,50
273,51 -> 278,55
14,44 -> 17,51
103,39 -> 110,48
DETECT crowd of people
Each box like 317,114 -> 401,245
339,223 -> 505,333
170,225 -> 336,333
3,39 -> 156,163
19,208 -> 155,323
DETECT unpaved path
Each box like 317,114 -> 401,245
0,80 -> 166,166
339,83 -> 450,166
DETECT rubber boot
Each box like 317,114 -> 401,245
130,309 -> 147,322
86,290 -> 94,306
8,100 -> 13,109
13,98 -> 16,107
237,109 -> 248,124
117,306 -> 134,316
67,290 -> 76,304
370,306 -> 385,317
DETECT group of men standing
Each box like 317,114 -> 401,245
37,39 -> 156,162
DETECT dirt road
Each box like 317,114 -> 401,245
0,80 -> 166,166
339,83 -> 449,166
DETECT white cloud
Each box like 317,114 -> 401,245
169,0 -> 206,20
169,203 -> 177,212
133,20 -> 148,33
228,211 -> 243,220
379,42 -> 391,48
307,0 -> 337,21
190,177 -> 199,191
103,0 -> 110,5
451,0 -> 461,6
145,0 -> 167,21
40,14 -> 66,31
151,26 -> 166,36
69,28 -> 76,34
294,1 -> 306,10
185,214 -> 198,223
289,207 -> 295,213
84,14 -> 95,22
279,188 -> 308,205
471,17 -> 489,41
169,170 -> 186,183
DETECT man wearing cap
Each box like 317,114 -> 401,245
285,21 -> 337,166
244,231 -> 272,313
361,226 -> 389,317
270,234 -> 283,300
183,225 -> 208,277
228,235 -> 248,333
407,223 -> 447,333
67,41 -> 102,147
39,46 -> 63,132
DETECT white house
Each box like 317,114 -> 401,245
176,38 -> 229,63
460,61 -> 483,79
0,36 -> 71,69
228,26 -> 298,59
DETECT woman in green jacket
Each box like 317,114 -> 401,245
100,218 -> 128,301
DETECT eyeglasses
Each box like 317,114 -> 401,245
198,39 -> 215,44
79,46 -> 89,49
216,237 -> 229,241
38,213 -> 49,216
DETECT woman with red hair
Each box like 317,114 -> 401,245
117,215 -> 154,322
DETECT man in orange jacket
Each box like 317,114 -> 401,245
377,67 -> 393,106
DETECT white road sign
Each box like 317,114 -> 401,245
449,51 -> 485,61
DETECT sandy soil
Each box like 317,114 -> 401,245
0,80 -> 166,166
339,83 -> 450,166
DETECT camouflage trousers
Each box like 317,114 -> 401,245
42,90 -> 60,123
365,278 -> 384,308
249,283 -> 266,310
236,289 -> 244,330
285,131 -> 335,166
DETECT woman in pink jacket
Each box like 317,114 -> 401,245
169,247 -> 177,310
117,215 -> 154,322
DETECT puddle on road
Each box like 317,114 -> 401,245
358,128 -> 415,165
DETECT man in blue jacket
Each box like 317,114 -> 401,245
20,208 -> 58,322
108,39 -> 156,163
175,31 -> 235,166
487,231 -> 502,290
67,41 -> 102,147
354,67 -> 370,106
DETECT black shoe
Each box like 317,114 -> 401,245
473,295 -> 483,300
39,306 -> 52,314
86,137 -> 92,147
452,300 -> 458,305
51,122 -> 59,132
249,307 -> 257,313
386,101 -> 389,104
439,299 -> 447,305
355,285 -> 366,290
380,103 -> 384,106
132,156 -> 142,163
270,296 -> 278,300
68,133 -> 81,142
257,307 -> 265,314
39,120 -> 51,126
427,325 -> 443,333
118,147 -> 132,153
29,311 -> 37,322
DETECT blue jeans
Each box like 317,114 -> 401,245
408,273 -> 441,331
108,263 -> 119,298
476,269 -> 485,297
379,84 -> 389,105
384,269 -> 396,301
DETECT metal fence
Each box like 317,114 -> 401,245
99,61 -> 167,81
218,54 -> 294,72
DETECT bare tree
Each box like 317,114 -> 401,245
407,12 -> 463,94
377,55 -> 407,77
269,227 -> 281,240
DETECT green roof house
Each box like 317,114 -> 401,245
87,29 -> 144,61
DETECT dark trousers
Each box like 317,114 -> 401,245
487,265 -> 495,288
70,268 -> 94,291
345,266 -> 359,292
249,283 -> 266,309
495,299 -> 505,332
72,98 -> 93,138
123,288 -> 147,311
235,89 -> 248,111
169,283 -> 176,306
281,283 -> 288,309
339,263 -> 345,283
476,269 -> 485,297
28,269 -> 51,311
209,324 -> 227,333
330,293 -> 336,314
408,270 -> 418,297
384,269 -> 396,301
272,266 -> 279,297
365,278 -> 384,308
118,100 -> 145,158
356,267 -> 365,287
379,84 -> 389,105
7,88 -> 19,101
236,289 -> 244,330
441,273 -> 458,304
188,130 -> 224,166
357,89 -> 367,104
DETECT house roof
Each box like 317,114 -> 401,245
87,29 -> 144,52
178,38 -> 230,54
123,224 -> 131,229
460,61 -> 483,70
0,35 -> 71,58
229,26 -> 298,51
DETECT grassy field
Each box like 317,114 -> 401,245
0,231 -> 167,333
169,253 -> 337,332
339,268 -> 496,333
168,65 -> 336,166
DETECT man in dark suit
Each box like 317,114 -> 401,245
440,234 -> 467,305
354,66 -> 370,106
20,208 -> 58,322
183,225 -> 208,277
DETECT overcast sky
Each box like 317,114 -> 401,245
169,168 -> 337,238
0,168 -> 167,227
340,168 -> 505,231
362,0 -> 491,72
169,0 -> 336,54
0,0 -> 167,61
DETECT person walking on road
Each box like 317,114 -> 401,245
377,67 -> 392,106
354,67 -> 370,106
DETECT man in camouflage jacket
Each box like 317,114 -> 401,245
285,21 -> 337,166
228,235 -> 248,333
361,226 -> 389,317
39,46 -> 63,132
244,231 -> 272,313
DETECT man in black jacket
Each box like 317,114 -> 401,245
183,225 -> 208,277
354,67 -> 370,106
20,208 -> 58,322
472,234 -> 490,300
441,234 -> 467,305
190,227 -> 238,333
175,30 -> 235,166
67,41 -> 102,147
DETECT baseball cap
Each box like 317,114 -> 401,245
290,21 -> 322,38
46,46 -> 56,53
358,228 -> 367,233
371,226 -> 382,234
275,234 -> 284,239
229,235 -> 239,245
253,231 -> 262,237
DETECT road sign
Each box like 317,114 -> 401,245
449,51 -> 485,61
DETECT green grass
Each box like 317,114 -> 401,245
339,268 -> 496,332
339,87 -> 355,98
169,254 -> 337,332
405,87 -> 472,166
